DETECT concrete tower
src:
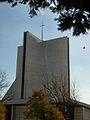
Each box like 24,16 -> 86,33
4,31 -> 70,120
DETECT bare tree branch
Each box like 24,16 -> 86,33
70,80 -> 80,101
0,70 -> 8,99
42,74 -> 80,120
42,73 -> 70,103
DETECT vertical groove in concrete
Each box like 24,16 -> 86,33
21,32 -> 27,99
67,37 -> 70,98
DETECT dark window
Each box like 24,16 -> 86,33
6,105 -> 11,120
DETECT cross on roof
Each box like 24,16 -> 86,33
40,22 -> 45,41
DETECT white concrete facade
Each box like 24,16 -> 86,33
4,31 -> 70,102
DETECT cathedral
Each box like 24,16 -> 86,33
3,32 -> 90,120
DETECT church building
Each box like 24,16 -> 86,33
3,31 -> 90,120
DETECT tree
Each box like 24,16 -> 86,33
42,74 -> 80,120
24,90 -> 65,120
0,0 -> 90,36
70,80 -> 80,101
0,101 -> 6,120
42,74 -> 70,103
0,70 -> 7,99
0,70 -> 7,120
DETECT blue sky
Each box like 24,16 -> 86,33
0,3 -> 90,104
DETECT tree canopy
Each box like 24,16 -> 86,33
24,90 -> 65,120
0,101 -> 6,120
0,0 -> 90,36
